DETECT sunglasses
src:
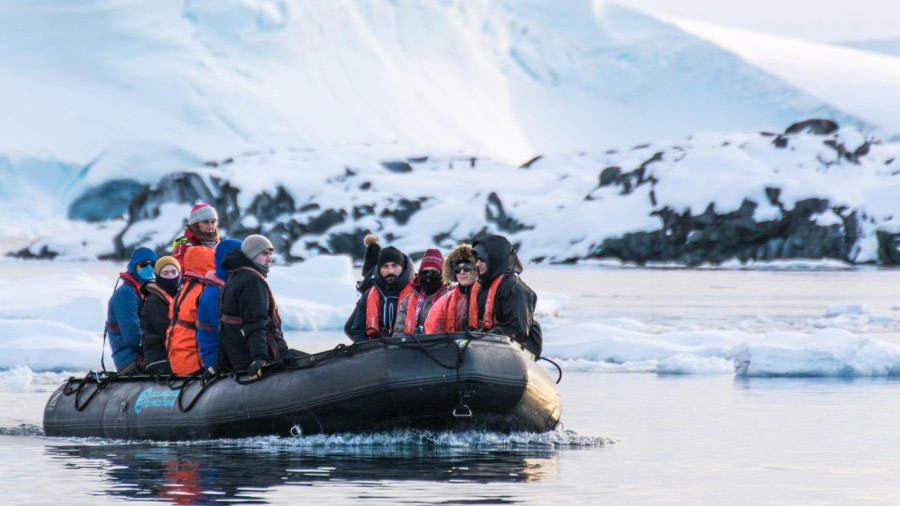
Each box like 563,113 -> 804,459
137,260 -> 155,268
454,263 -> 473,274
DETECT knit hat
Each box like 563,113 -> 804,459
241,234 -> 274,260
377,246 -> 404,267
188,203 -> 218,225
418,248 -> 444,273
154,255 -> 181,276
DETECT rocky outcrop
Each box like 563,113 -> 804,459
12,120 -> 900,266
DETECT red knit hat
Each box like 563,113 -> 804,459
419,248 -> 444,273
188,203 -> 218,225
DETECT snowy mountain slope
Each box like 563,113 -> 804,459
3,0 -> 900,263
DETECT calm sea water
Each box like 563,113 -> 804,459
3,265 -> 900,504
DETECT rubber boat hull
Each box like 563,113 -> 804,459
43,333 -> 562,440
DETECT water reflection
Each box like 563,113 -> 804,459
45,433 -> 570,504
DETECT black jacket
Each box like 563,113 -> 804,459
217,250 -> 288,372
349,253 -> 414,341
472,235 -> 542,357
139,283 -> 174,374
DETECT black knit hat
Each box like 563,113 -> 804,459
377,246 -> 404,267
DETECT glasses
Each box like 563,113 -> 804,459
137,260 -> 155,268
454,264 -> 473,274
420,269 -> 441,279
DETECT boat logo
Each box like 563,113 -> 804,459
134,387 -> 178,414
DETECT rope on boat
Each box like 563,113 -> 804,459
539,356 -> 563,384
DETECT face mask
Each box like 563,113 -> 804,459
137,265 -> 155,281
420,274 -> 444,295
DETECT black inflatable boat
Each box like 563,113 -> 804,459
43,332 -> 562,440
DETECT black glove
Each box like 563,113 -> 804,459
248,360 -> 269,381
200,366 -> 217,386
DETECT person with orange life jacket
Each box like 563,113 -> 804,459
195,238 -> 242,371
469,234 -> 543,358
166,246 -> 215,375
349,245 -> 414,341
218,235 -> 304,381
171,203 -> 221,268
106,247 -> 158,374
424,244 -> 477,334
392,248 -> 448,336
140,256 -> 181,375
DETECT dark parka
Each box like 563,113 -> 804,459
217,249 -> 288,372
140,282 -> 176,375
349,252 -> 414,341
471,235 -> 543,358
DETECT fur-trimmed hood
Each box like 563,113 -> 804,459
442,243 -> 475,284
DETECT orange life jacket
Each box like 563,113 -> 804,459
468,274 -> 506,331
166,248 -> 215,375
365,284 -> 412,338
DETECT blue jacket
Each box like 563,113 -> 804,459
196,239 -> 242,369
107,247 -> 157,370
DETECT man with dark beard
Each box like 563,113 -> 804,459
469,234 -> 543,358
171,202 -> 221,268
349,245 -> 414,341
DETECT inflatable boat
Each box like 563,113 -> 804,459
43,332 -> 562,441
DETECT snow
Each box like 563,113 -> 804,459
3,1 -> 900,385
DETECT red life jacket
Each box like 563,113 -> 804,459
365,284 -> 412,338
443,285 -> 467,333
468,274 -> 507,331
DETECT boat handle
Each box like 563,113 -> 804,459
452,405 -> 472,418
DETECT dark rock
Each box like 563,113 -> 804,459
520,155 -> 543,169
785,119 -> 839,135
380,197 -> 425,225
598,167 -> 622,187
381,161 -> 413,173
485,192 -> 533,233
302,208 -> 346,235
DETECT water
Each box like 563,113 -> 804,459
3,265 -> 900,504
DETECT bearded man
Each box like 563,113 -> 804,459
349,246 -> 414,341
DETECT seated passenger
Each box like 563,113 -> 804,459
218,235 -> 303,380
140,256 -> 181,375
469,234 -> 543,358
107,247 -> 157,374
171,202 -> 221,267
196,238 -> 243,371
349,245 -> 414,341
393,248 -> 448,336
425,244 -> 476,334
167,246 -> 215,375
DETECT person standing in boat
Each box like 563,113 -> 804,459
424,243 -> 477,334
469,234 -> 543,358
349,245 -> 414,341
195,238 -> 243,373
393,248 -> 448,336
218,235 -> 298,381
171,202 -> 221,268
139,255 -> 181,375
106,247 -> 158,374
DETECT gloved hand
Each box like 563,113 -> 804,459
248,359 -> 269,381
200,366 -> 217,386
